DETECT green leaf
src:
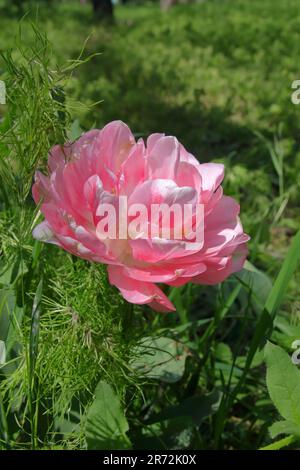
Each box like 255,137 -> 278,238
269,420 -> 300,439
236,260 -> 272,311
239,229 -> 300,375
274,316 -> 300,338
158,318 -> 212,337
0,258 -> 27,286
265,342 -> 300,425
215,343 -> 232,364
86,381 -> 130,450
0,287 -> 23,360
68,119 -> 82,141
209,231 -> 300,446
131,336 -> 188,383
136,417 -> 194,450
0,390 -> 9,447
272,317 -> 300,350
265,229 -> 300,316
55,410 -> 81,436
0,287 -> 16,342
168,285 -> 188,324
29,280 -> 43,378
147,389 -> 222,426
260,435 -> 297,451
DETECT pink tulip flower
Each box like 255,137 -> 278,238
32,120 -> 249,312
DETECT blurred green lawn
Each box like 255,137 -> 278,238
1,0 -> 300,450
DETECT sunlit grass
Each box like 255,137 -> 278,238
0,0 -> 300,450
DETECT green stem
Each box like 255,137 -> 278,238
260,435 -> 297,451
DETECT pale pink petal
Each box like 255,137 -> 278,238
39,203 -> 73,237
147,136 -> 180,180
83,175 -> 103,216
146,133 -> 165,153
32,221 -> 58,245
199,163 -> 224,203
48,145 -> 67,172
93,120 -> 136,176
108,265 -> 175,312
32,171 -> 51,204
130,238 -> 185,264
205,195 -> 239,230
176,161 -> 202,191
123,262 -> 206,283
193,244 -> 248,285
119,138 -> 146,195
179,143 -> 201,168
128,179 -> 197,208
74,226 -> 113,262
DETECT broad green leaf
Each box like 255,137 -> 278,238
272,317 -> 300,350
271,330 -> 300,350
274,316 -> 300,338
0,258 -> 27,286
265,342 -> 300,425
269,420 -> 300,439
135,417 -> 194,450
86,381 -> 130,450
55,410 -> 81,436
147,389 -> 221,426
0,287 -> 23,375
5,304 -> 23,358
236,349 -> 264,369
215,343 -> 232,364
131,336 -> 188,383
0,287 -> 23,358
260,435 -> 297,451
215,362 -> 243,379
236,260 -> 272,311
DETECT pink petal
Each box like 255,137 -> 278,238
128,179 -> 197,208
130,238 -> 193,264
48,145 -> 67,172
147,136 -> 180,180
32,221 -> 58,245
119,138 -> 146,195
32,171 -> 51,204
108,265 -> 175,312
83,174 -> 103,215
179,143 -> 201,167
123,262 -> 206,283
93,120 -> 136,176
146,133 -> 165,153
176,161 -> 202,192
199,163 -> 224,203
193,244 -> 248,285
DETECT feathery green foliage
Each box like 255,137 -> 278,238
0,26 -> 140,450
0,0 -> 300,451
